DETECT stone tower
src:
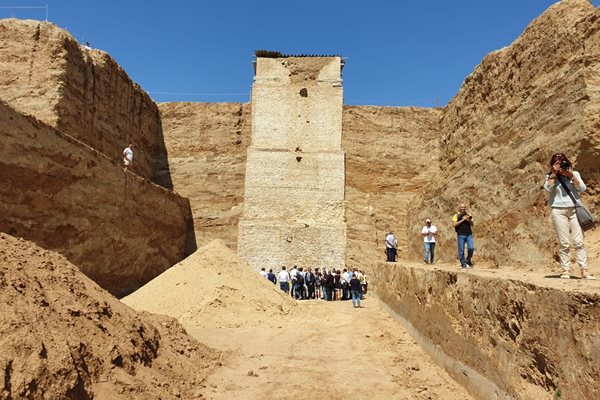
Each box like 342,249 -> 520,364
238,51 -> 346,271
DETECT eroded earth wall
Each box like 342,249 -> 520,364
0,100 -> 193,296
343,106 -> 441,270
158,102 -> 251,250
0,19 -> 170,185
407,0 -> 600,268
374,263 -> 600,400
159,103 -> 441,268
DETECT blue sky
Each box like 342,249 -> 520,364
2,1 -> 598,107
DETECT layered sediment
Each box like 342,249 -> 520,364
0,19 -> 170,185
375,263 -> 600,400
0,100 -> 193,296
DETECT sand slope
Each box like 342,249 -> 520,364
122,239 -> 296,329
0,233 -> 220,400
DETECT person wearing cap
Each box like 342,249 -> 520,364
421,218 -> 438,264
385,231 -> 397,262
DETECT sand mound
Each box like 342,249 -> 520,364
122,240 -> 296,329
0,233 -> 219,400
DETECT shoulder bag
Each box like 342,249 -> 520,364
557,175 -> 596,231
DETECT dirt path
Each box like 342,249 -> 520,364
188,295 -> 474,400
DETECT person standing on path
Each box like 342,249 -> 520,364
544,152 -> 595,279
349,274 -> 362,308
267,269 -> 277,285
421,218 -> 438,264
277,267 -> 291,293
385,231 -> 397,262
123,143 -> 134,172
452,203 -> 475,269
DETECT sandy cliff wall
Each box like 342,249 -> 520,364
159,102 -> 441,268
0,19 -> 170,186
375,263 -> 600,400
343,106 -> 441,269
158,102 -> 251,250
0,100 -> 193,296
407,0 -> 600,268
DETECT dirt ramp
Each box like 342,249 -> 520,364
0,233 -> 220,400
122,240 -> 296,329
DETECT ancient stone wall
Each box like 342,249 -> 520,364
375,263 -> 600,400
0,100 -> 193,296
238,56 -> 346,271
0,19 -> 170,186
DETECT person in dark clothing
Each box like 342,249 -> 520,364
333,270 -> 342,300
349,275 -> 362,308
304,267 -> 316,299
294,273 -> 305,299
452,203 -> 475,269
324,270 -> 335,301
267,269 -> 277,284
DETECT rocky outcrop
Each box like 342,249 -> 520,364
158,102 -> 251,250
0,100 -> 194,296
407,0 -> 600,267
0,19 -> 171,186
375,263 -> 600,400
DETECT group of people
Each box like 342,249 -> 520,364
260,266 -> 368,308
385,152 -> 596,279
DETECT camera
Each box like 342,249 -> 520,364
560,160 -> 571,170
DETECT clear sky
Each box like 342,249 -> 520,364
2,1 -> 599,107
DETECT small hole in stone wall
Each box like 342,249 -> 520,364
286,236 -> 293,243
296,156 -> 302,162
299,88 -> 308,97
295,146 -> 302,152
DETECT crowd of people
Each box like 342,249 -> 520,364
259,266 -> 368,308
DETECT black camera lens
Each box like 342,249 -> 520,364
560,160 -> 571,170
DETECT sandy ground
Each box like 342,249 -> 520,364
189,296 -> 474,400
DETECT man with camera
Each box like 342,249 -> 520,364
452,203 -> 475,269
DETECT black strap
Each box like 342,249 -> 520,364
556,175 -> 579,206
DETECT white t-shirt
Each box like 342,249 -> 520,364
278,270 -> 290,283
123,147 -> 133,162
421,225 -> 438,243
259,270 -> 268,278
385,234 -> 396,248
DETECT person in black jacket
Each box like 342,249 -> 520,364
452,203 -> 475,269
349,275 -> 362,308
267,269 -> 277,285
304,268 -> 316,299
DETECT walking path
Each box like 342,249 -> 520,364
188,296 -> 474,400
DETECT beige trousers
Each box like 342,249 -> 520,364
551,207 -> 587,271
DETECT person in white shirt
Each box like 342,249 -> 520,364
277,267 -> 291,293
123,143 -> 134,172
421,218 -> 438,264
259,267 -> 268,278
385,232 -> 397,262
